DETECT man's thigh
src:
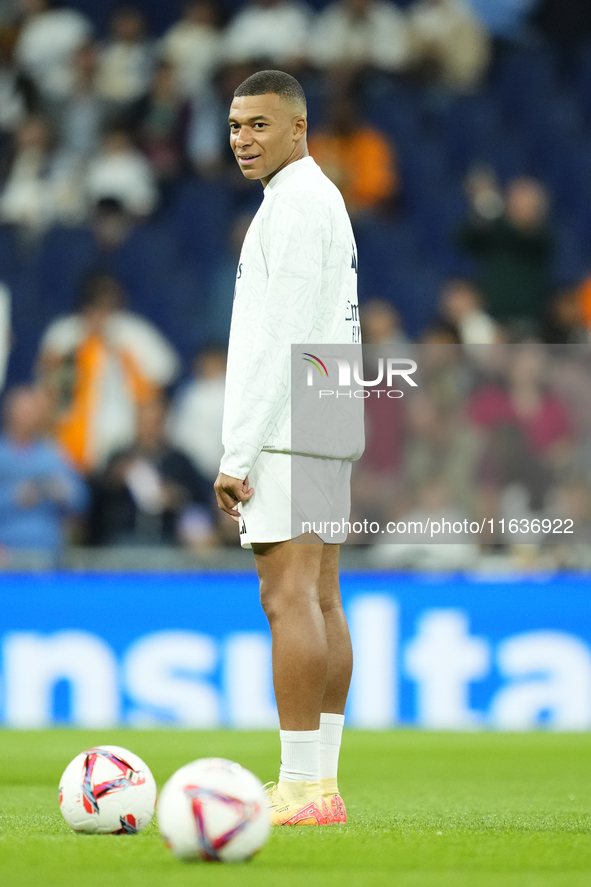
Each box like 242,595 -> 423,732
253,536 -> 325,609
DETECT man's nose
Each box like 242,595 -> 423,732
235,128 -> 252,147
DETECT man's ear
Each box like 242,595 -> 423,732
293,115 -> 307,141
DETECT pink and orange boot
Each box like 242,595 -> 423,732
266,781 -> 336,826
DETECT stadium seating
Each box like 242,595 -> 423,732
4,1 -> 591,386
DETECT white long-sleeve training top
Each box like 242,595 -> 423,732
220,156 -> 363,480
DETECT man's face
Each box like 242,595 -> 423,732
6,389 -> 49,440
229,93 -> 306,185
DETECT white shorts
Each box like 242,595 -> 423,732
238,451 -> 352,548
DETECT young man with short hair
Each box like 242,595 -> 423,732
214,70 -> 362,826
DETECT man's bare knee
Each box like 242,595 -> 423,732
259,579 -> 284,623
255,540 -> 325,624
259,575 -> 320,624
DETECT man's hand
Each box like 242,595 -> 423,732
214,472 -> 254,522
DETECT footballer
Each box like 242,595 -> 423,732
214,70 -> 363,826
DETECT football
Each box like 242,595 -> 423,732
58,745 -> 157,834
157,757 -> 270,862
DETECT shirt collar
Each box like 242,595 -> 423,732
264,156 -> 316,196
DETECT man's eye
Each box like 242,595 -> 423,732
254,123 -> 266,129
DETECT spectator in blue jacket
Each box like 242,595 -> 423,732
0,385 -> 88,552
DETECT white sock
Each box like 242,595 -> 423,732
320,713 -> 345,780
279,729 -> 320,783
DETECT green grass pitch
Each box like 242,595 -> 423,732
1,730 -> 590,887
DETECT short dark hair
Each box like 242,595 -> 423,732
77,271 -> 125,312
234,70 -> 306,111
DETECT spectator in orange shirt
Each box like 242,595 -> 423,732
308,97 -> 399,219
37,271 -> 179,473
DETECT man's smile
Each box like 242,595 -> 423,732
237,154 -> 261,165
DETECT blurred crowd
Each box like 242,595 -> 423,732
0,0 -> 586,237
355,332 -> 591,570
0,0 -> 589,563
0,0 -> 494,236
0,271 -> 229,556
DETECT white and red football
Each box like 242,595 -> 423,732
58,745 -> 157,834
157,757 -> 270,862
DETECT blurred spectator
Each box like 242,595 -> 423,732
89,195 -> 134,251
85,126 -> 157,216
413,339 -> 467,411
160,0 -> 223,99
0,27 -> 35,154
543,286 -> 589,344
88,397 -> 214,547
439,278 -> 501,345
402,390 -> 481,515
0,385 -> 87,552
350,337 -> 408,532
15,0 -> 92,102
168,344 -> 226,481
418,324 -> 461,344
223,0 -> 311,69
407,0 -> 490,92
0,114 -> 78,231
308,97 -> 399,219
468,345 -> 573,525
548,349 -> 591,456
463,163 -> 504,220
309,0 -> 410,75
187,62 -> 257,178
469,346 -> 573,467
131,60 -> 189,181
360,298 -> 408,344
37,271 -> 179,472
351,305 -> 409,535
457,175 -> 553,335
57,41 -> 106,161
370,477 -> 479,570
96,5 -> 154,110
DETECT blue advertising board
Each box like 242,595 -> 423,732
0,572 -> 590,730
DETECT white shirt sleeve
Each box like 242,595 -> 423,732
220,194 -> 326,479
40,315 -> 84,355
